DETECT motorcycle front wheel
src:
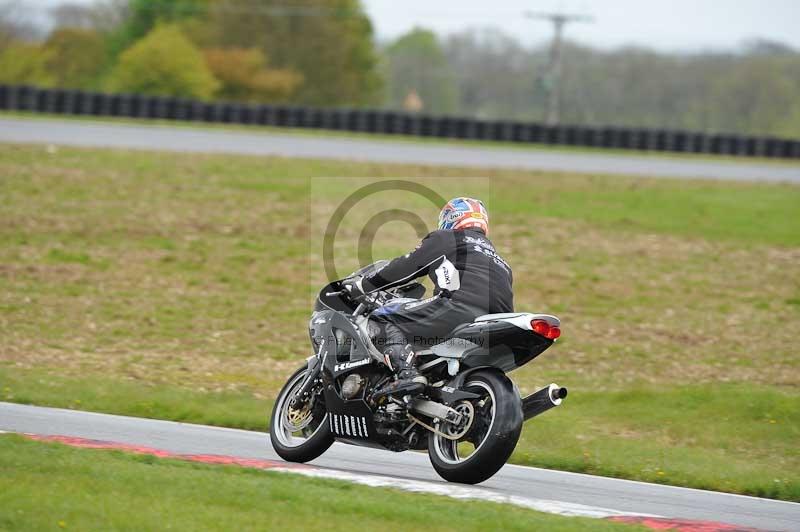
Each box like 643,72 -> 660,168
270,365 -> 334,462
428,369 -> 522,484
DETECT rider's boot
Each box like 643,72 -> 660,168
374,345 -> 427,400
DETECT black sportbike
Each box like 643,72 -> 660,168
270,261 -> 568,484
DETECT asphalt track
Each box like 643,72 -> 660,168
1,117 -> 799,182
2,402 -> 798,531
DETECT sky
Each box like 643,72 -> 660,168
362,0 -> 800,51
24,0 -> 800,52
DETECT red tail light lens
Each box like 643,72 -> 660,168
531,319 -> 550,336
531,319 -> 561,340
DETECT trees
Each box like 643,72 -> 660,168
705,55 -> 800,137
197,0 -> 382,106
30,0 -> 381,107
203,47 -> 302,102
107,0 -> 206,55
44,28 -> 108,88
106,24 -> 218,99
383,28 -> 458,114
433,28 -> 800,137
5,0 -> 798,137
49,1 -> 130,34
0,43 -> 53,86
443,29 -> 541,120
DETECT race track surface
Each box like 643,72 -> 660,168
2,402 -> 798,531
1,117 -> 798,182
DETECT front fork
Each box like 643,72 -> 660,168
289,356 -> 322,408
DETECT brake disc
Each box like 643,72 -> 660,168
284,404 -> 313,432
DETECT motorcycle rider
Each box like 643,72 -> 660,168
342,197 -> 513,398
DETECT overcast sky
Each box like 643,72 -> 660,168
364,0 -> 800,51
25,0 -> 800,52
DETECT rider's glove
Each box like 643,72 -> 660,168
342,276 -> 366,298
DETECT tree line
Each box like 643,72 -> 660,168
385,28 -> 800,138
0,0 -> 381,107
1,1 -> 798,137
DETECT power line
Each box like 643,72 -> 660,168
525,11 -> 594,125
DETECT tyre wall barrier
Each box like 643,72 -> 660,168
1,84 -> 797,159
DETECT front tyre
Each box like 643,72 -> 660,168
428,370 -> 522,484
270,365 -> 334,462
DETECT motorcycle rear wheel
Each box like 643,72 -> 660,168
270,365 -> 334,462
428,369 -> 522,484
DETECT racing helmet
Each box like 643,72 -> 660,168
438,197 -> 489,234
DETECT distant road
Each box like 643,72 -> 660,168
1,117 -> 798,182
3,402 -> 799,531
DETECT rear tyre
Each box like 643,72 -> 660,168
428,370 -> 522,484
270,365 -> 334,462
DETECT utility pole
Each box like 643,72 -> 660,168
525,11 -> 593,125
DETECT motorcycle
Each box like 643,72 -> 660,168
270,260 -> 568,484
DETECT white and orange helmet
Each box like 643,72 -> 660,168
437,197 -> 489,234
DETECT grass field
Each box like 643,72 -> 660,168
0,435 -> 634,531
1,143 -> 798,500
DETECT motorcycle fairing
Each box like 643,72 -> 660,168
312,310 -> 379,376
475,312 -> 560,327
322,387 -> 380,446
432,313 -> 555,373
311,309 -> 406,450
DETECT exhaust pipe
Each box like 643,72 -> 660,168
522,383 -> 567,421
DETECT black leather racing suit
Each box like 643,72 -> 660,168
363,228 -> 513,354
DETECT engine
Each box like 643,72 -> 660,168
340,373 -> 365,400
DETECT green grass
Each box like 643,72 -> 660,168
4,109 -> 798,167
0,435 -> 635,531
512,384 -> 800,501
1,143 -> 798,500
0,365 -> 268,431
493,176 -> 800,246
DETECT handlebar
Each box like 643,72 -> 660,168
323,285 -> 399,313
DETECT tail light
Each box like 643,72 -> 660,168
531,319 -> 550,335
531,319 -> 561,340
